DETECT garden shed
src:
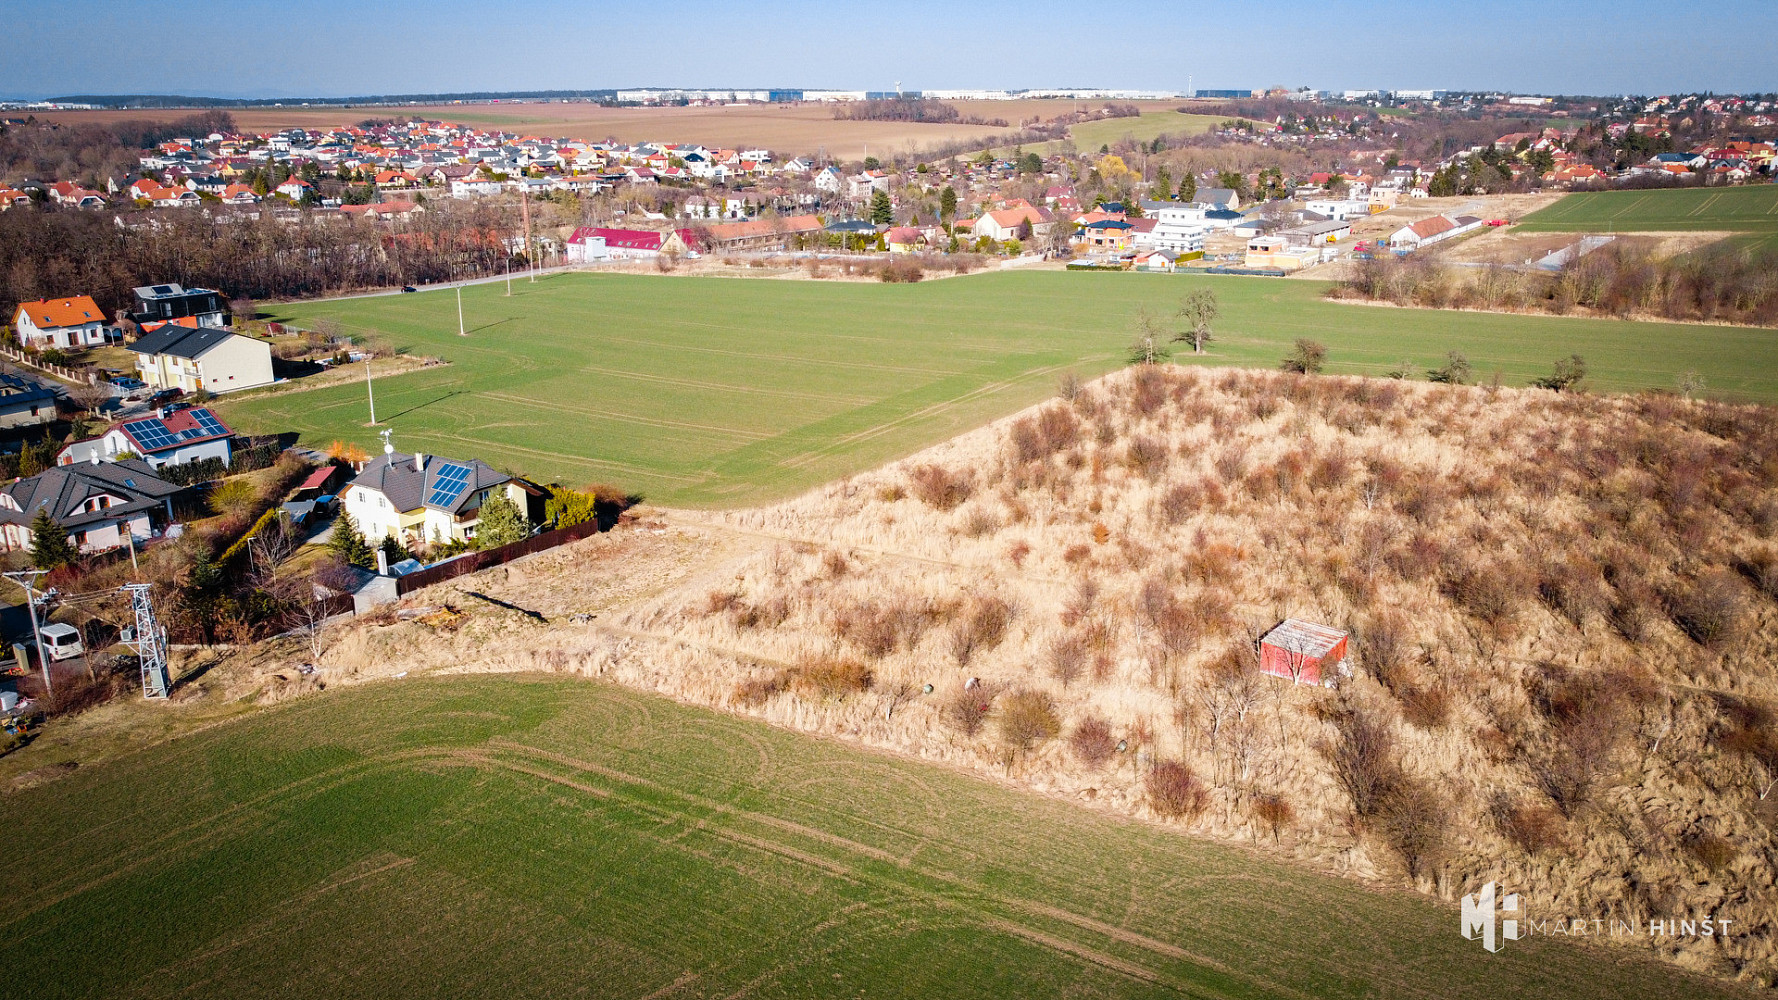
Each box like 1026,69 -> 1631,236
1259,619 -> 1349,686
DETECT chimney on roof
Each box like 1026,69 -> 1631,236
414,451 -> 424,472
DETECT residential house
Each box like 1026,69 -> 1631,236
220,184 -> 260,204
275,177 -> 314,200
13,296 -> 114,349
0,187 -> 31,210
565,230 -> 609,262
1136,201 -> 1207,255
1244,237 -> 1320,271
57,406 -> 234,469
847,170 -> 892,198
450,176 -> 505,198
0,458 -> 181,555
885,226 -> 924,253
342,447 -> 543,548
128,284 -> 228,329
127,325 -> 274,394
0,373 -> 57,430
1192,187 -> 1241,211
374,170 -> 418,189
972,204 -> 1053,242
1077,218 -> 1135,251
813,166 -> 844,194
1132,250 -> 1177,272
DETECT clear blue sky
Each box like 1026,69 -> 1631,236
3,0 -> 1772,99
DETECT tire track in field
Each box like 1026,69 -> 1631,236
600,335 -> 967,378
475,390 -> 772,441
0,748 -> 448,930
481,742 -> 1306,999
568,365 -> 877,406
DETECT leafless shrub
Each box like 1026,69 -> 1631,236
956,506 -> 1001,539
1252,793 -> 1293,844
997,689 -> 1061,756
1124,435 -> 1169,480
877,483 -> 907,502
1398,683 -> 1451,729
1129,365 -> 1168,415
1524,665 -> 1633,818
1047,633 -> 1088,686
908,464 -> 974,509
1146,760 -> 1210,819
1373,780 -> 1446,880
948,594 -> 1015,666
1683,831 -> 1737,872
730,595 -> 792,630
1319,696 -> 1398,819
1537,557 -> 1605,629
1158,483 -> 1200,525
821,550 -> 850,579
1358,611 -> 1410,692
703,588 -> 741,616
1666,571 -> 1747,647
732,671 -> 788,707
1490,793 -> 1566,855
944,682 -> 995,738
1441,559 -> 1526,634
832,595 -> 936,658
1069,714 -> 1118,770
791,656 -> 874,699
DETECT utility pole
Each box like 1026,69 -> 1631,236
456,284 -> 465,337
122,583 -> 170,699
505,257 -> 512,296
365,355 -> 377,423
4,570 -> 50,695
520,180 -> 536,282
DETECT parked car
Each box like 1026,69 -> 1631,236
401,285 -> 418,293
147,388 -> 184,407
34,623 -> 84,662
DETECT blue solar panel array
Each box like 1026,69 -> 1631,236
123,407 -> 228,453
426,462 -> 473,508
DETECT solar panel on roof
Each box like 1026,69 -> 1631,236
192,410 -> 227,437
125,419 -> 177,451
426,462 -> 473,508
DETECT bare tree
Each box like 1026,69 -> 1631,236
1173,289 -> 1218,354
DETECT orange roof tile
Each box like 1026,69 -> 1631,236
18,296 -> 105,329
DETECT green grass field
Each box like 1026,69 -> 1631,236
1516,184 -> 1778,250
0,674 -> 1735,1000
219,271 -> 1778,506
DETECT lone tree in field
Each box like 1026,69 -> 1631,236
29,508 -> 76,570
1280,338 -> 1328,374
1531,354 -> 1587,392
1172,289 -> 1218,354
476,489 -> 529,548
1427,351 -> 1473,385
1127,308 -> 1172,366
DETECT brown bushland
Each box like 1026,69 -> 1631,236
294,365 -> 1778,983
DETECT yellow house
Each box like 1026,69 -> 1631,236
128,323 -> 274,394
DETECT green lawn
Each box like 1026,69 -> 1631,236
1516,184 -> 1778,251
0,674 -> 1736,1000
218,271 -> 1778,507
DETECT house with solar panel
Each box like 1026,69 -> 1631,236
57,406 -> 235,469
342,443 -> 543,549
0,458 -> 181,554
127,324 -> 274,395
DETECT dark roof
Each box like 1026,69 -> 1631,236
824,219 -> 878,233
1084,219 -> 1134,231
347,450 -> 511,514
0,373 -> 56,412
126,325 -> 238,360
0,459 -> 178,531
1194,187 -> 1238,206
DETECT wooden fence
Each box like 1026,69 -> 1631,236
0,344 -> 93,384
394,519 -> 606,596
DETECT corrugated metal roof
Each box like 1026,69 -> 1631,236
1261,618 -> 1348,657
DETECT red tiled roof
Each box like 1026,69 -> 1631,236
18,296 -> 105,329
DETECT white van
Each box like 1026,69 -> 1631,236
37,624 -> 84,661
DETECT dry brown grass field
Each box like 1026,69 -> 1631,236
31,99 -> 1186,160
174,366 -> 1778,987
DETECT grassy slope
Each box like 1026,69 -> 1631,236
218,271 -> 1778,507
1516,184 -> 1778,250
0,674 -> 1736,1000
